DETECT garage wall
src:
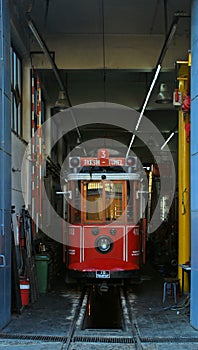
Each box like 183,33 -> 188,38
30,33 -> 190,71
0,0 -> 12,329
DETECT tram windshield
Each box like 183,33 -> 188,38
83,181 -> 125,222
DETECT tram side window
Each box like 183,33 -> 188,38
70,182 -> 81,223
126,180 -> 140,223
127,181 -> 133,222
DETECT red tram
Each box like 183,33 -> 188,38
63,148 -> 146,285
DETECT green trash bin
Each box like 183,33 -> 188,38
35,255 -> 50,293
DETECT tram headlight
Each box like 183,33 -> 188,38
69,157 -> 80,168
95,236 -> 113,254
126,156 -> 137,168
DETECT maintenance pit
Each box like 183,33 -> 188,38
0,265 -> 197,350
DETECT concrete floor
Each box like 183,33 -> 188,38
0,265 -> 198,350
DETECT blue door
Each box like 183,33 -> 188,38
0,0 -> 12,329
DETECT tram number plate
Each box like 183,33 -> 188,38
96,271 -> 110,279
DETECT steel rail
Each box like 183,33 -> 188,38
122,287 -> 144,350
62,287 -> 87,350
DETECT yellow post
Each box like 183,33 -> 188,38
177,61 -> 190,292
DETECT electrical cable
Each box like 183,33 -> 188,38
162,294 -> 190,311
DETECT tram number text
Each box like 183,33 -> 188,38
96,270 -> 110,278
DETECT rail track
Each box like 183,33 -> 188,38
1,284 -> 198,349
62,284 -> 144,350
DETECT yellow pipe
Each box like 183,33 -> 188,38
177,63 -> 190,292
176,60 -> 189,64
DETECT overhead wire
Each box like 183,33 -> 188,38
150,0 -> 160,34
44,0 -> 50,24
126,14 -> 181,157
163,0 -> 168,36
101,0 -> 106,102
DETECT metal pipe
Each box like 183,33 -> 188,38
26,15 -> 72,107
26,15 -> 86,151
190,0 -> 198,330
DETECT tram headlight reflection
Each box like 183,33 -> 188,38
95,236 -> 113,254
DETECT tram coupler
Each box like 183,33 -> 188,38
99,282 -> 109,293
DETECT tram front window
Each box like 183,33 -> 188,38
84,181 -> 123,222
85,182 -> 103,221
105,183 -> 122,221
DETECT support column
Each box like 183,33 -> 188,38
178,63 -> 190,293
